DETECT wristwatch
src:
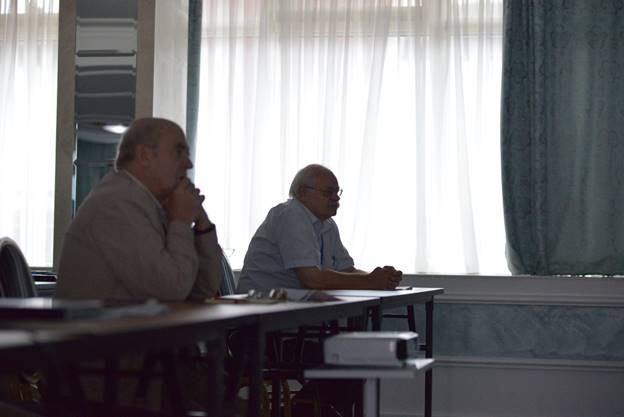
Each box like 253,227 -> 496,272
194,223 -> 215,235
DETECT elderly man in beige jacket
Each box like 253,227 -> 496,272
56,117 -> 221,300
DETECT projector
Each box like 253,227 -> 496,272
323,331 -> 419,366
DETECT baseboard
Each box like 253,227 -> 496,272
435,355 -> 624,371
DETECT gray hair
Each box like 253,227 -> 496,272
289,164 -> 332,198
114,118 -> 182,170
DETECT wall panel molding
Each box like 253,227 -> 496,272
406,274 -> 624,306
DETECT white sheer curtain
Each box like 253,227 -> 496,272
0,0 -> 58,267
195,0 -> 506,274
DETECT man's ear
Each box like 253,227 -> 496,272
295,186 -> 307,202
135,144 -> 154,167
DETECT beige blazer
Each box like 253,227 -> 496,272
56,171 -> 220,301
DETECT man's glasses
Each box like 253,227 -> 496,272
304,186 -> 343,198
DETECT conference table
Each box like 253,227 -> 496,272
0,296 -> 378,417
0,287 -> 444,417
323,287 -> 444,417
215,287 -> 445,417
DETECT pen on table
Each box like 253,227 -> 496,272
208,298 -> 249,304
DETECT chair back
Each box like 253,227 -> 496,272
218,250 -> 237,296
0,237 -> 36,297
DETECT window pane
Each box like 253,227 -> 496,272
195,0 -> 506,274
0,0 -> 59,267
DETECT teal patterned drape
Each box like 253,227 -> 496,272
502,1 -> 624,275
187,0 -> 203,179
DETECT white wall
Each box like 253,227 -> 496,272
382,357 -> 624,417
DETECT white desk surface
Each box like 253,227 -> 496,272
304,358 -> 434,379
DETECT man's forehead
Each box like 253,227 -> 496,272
316,171 -> 339,187
160,127 -> 188,147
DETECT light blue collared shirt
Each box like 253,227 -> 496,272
236,199 -> 354,293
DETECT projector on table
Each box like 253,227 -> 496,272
323,331 -> 419,366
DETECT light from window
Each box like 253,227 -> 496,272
195,0 -> 507,274
0,0 -> 58,267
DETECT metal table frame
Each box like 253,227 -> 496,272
305,358 -> 435,417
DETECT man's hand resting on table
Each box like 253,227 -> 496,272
295,264 -> 403,290
368,266 -> 403,290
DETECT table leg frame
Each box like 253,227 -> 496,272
424,300 -> 434,417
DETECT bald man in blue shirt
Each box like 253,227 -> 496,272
237,164 -> 402,294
